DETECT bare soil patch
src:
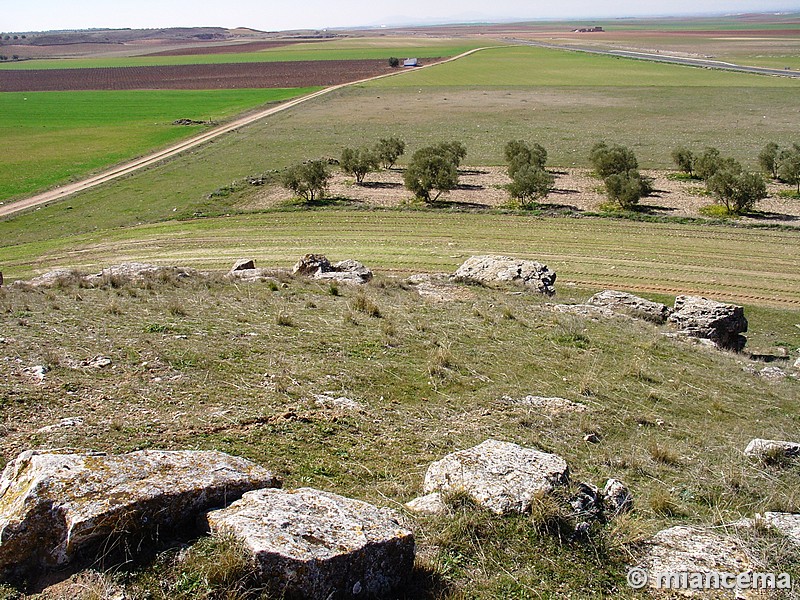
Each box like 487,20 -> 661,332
142,39 -> 325,57
243,166 -> 800,225
0,59 -> 394,92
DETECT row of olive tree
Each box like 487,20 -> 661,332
670,146 -> 767,214
758,143 -> 800,193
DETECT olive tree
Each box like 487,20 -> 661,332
403,143 -> 463,203
777,145 -> 800,193
671,147 -> 695,176
374,137 -> 406,169
589,142 -> 638,178
506,163 -> 555,207
758,142 -> 780,179
280,160 -> 331,203
707,161 -> 766,214
340,147 -> 379,184
505,140 -> 547,177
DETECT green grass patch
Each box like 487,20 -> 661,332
370,46 -> 800,88
0,88 -> 318,201
2,211 -> 799,307
0,271 -> 797,597
0,39 -> 487,70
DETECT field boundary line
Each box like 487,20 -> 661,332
0,46 -> 499,219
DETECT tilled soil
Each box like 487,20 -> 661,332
0,59 -> 395,91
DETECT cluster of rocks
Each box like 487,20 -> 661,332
15,263 -> 196,288
404,439 -> 632,532
292,254 -> 373,284
0,449 -> 413,599
571,290 -> 749,351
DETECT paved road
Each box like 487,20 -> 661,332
0,48 -> 490,219
506,38 -> 800,78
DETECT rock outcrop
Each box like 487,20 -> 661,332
744,438 -> 800,461
667,295 -> 748,351
206,487 -> 414,600
292,255 -> 373,284
0,450 -> 279,578
602,479 -> 633,516
452,256 -> 556,295
419,439 -> 569,514
587,290 -> 672,323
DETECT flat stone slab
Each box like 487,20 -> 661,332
404,492 -> 446,515
587,290 -> 672,323
423,439 -> 569,514
634,526 -> 753,597
0,450 -> 279,578
206,487 -> 414,599
453,255 -> 556,295
502,395 -> 588,414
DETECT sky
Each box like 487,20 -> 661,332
3,0 -> 799,33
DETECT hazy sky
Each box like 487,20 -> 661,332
4,0 -> 799,32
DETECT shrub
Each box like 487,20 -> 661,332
758,142 -> 780,178
374,137 -> 406,169
280,160 -> 331,203
340,147 -> 379,184
388,57 -> 400,67
589,142 -> 638,178
671,147 -> 695,176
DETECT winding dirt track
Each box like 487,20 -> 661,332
0,47 -> 490,219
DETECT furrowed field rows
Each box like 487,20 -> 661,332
2,211 -> 798,306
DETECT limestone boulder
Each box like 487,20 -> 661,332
94,262 -> 195,281
758,512 -> 800,546
404,492 -> 446,515
452,255 -> 556,295
292,254 -> 332,276
0,450 -> 279,578
205,487 -> 414,600
667,295 -> 748,351
230,258 -> 256,272
744,438 -> 800,461
634,526 -> 754,597
587,290 -> 672,323
21,268 -> 79,288
422,439 -> 569,514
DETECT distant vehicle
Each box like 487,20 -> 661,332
403,58 -> 418,67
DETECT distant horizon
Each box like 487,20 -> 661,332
3,1 -> 799,35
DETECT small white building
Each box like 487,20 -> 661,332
403,58 -> 418,67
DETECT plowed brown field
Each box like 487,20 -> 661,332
142,39 -> 324,56
0,59 -> 395,91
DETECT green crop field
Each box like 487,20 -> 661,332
0,39 -> 487,70
2,211 -> 799,307
3,44 -> 797,242
370,45 -> 800,87
0,88 -> 318,202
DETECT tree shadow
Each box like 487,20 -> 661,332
458,168 -> 490,176
742,210 -> 799,222
454,183 -> 485,191
635,204 -> 678,214
360,181 -> 404,190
